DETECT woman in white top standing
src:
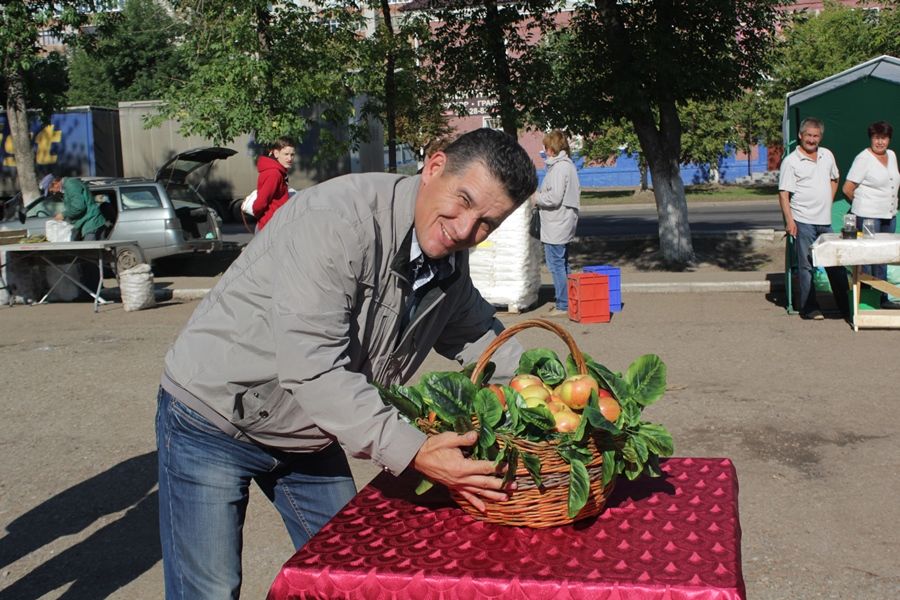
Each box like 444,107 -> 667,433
842,120 -> 899,307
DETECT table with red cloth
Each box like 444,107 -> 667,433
268,457 -> 744,600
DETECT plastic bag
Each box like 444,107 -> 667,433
119,263 -> 156,312
45,220 -> 74,243
241,190 -> 258,217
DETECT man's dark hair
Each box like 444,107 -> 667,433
442,128 -> 537,206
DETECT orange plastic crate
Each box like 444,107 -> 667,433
567,273 -> 610,323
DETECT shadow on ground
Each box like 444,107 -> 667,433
570,236 -> 780,273
0,452 -> 160,600
153,247 -> 243,278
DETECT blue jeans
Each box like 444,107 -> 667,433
544,243 -> 570,310
156,387 -> 356,599
854,214 -> 897,287
795,222 -> 850,316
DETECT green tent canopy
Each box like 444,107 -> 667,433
782,54 -> 900,233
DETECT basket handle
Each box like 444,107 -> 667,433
470,318 -> 587,384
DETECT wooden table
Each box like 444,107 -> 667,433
811,233 -> 900,331
0,240 -> 142,311
268,457 -> 745,600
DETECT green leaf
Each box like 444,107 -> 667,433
517,402 -> 556,433
517,348 -> 561,375
567,459 -> 590,518
645,455 -> 663,478
625,355 -> 667,407
583,356 -> 630,402
421,371 -> 476,423
621,401 -> 642,428
475,421 -> 496,459
624,460 -> 643,480
473,387 -> 503,428
414,478 -> 434,495
637,423 -> 675,457
453,414 -> 474,434
374,382 -> 424,422
626,435 -> 649,464
557,441 -> 593,465
501,445 -> 519,488
521,452 -> 542,487
535,358 -> 567,387
583,393 -> 623,435
601,449 -> 617,486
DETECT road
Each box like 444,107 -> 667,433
577,200 -> 784,238
221,200 -> 784,245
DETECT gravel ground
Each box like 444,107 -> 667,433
1,283 -> 898,598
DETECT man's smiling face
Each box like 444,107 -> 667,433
414,152 -> 517,259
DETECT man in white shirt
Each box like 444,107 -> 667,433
778,117 -> 850,320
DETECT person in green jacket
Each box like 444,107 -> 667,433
54,178 -> 108,240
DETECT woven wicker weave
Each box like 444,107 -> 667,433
447,318 -> 615,528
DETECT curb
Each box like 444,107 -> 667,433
149,279 -> 785,303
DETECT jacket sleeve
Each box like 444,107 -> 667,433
269,208 -> 426,476
534,164 -> 568,210
254,170 -> 280,215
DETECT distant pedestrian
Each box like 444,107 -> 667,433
842,120 -> 899,308
778,117 -> 850,320
534,130 -> 580,317
252,137 -> 296,232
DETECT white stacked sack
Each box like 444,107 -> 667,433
468,202 -> 542,312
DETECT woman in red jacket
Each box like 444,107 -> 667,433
252,137 -> 296,231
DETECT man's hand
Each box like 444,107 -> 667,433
785,219 -> 797,238
53,213 -> 64,221
412,431 -> 514,512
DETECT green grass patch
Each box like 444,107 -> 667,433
581,184 -> 778,206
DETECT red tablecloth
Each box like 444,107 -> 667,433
268,457 -> 744,600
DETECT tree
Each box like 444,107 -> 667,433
531,1 -> 780,266
420,0 -> 557,137
355,7 -> 449,172
66,0 -> 188,107
153,0 -> 366,154
580,118 -> 648,191
758,1 -> 900,139
1,2 -> 109,203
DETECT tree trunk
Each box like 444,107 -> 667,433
639,161 -> 648,191
631,105 -> 695,267
380,0 -> 397,173
5,69 -> 40,204
484,0 -> 517,137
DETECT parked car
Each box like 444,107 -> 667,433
1,147 -> 235,272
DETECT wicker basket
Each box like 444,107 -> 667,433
445,318 -> 615,528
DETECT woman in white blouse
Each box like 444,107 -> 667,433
842,121 -> 899,307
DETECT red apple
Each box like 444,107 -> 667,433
555,374 -> 599,410
509,374 -> 543,393
597,389 -> 621,422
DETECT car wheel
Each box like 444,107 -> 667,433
116,248 -> 140,274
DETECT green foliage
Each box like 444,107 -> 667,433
1,1 -> 111,114
377,349 -> 673,519
755,1 -> 900,145
153,0 -> 366,155
418,0 -> 558,136
66,0 -> 189,106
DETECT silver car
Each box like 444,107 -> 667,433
1,147 -> 235,271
